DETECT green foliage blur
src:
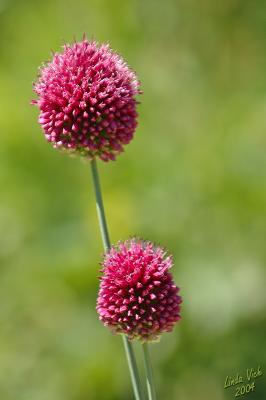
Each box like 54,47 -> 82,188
0,0 -> 266,399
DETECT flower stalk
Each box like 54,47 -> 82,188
90,158 -> 144,400
143,343 -> 157,400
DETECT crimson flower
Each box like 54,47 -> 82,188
32,38 -> 141,161
97,239 -> 182,341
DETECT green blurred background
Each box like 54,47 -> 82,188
0,0 -> 266,399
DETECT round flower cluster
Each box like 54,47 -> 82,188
97,239 -> 182,341
32,39 -> 140,161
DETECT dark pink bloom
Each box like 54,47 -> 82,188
97,239 -> 182,341
32,39 -> 140,161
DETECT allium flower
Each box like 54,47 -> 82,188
32,38 -> 140,161
97,239 -> 182,341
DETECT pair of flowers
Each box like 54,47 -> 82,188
32,39 -> 182,343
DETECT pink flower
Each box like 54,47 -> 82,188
32,38 -> 141,161
97,239 -> 182,341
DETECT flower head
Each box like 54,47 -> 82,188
97,239 -> 182,341
32,38 -> 140,161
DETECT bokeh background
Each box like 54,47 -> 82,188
0,0 -> 266,399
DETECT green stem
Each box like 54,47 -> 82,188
90,158 -> 144,400
90,158 -> 111,250
142,343 -> 157,400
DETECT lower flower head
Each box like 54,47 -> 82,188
32,38 -> 141,161
97,239 -> 182,342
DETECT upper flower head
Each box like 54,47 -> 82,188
32,38 -> 141,161
97,239 -> 182,342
